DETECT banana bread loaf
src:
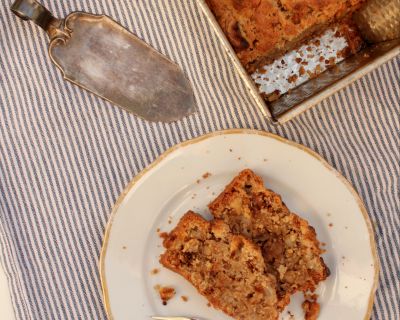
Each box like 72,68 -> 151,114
205,0 -> 365,72
160,211 -> 279,320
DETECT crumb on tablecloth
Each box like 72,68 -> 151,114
181,295 -> 189,302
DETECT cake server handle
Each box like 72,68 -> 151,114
11,0 -> 54,27
11,0 -> 66,40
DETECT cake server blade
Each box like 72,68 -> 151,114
11,0 -> 196,122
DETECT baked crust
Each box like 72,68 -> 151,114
160,211 -> 279,320
205,0 -> 365,72
209,169 -> 330,309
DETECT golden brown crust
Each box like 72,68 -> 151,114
209,169 -> 330,309
160,211 -> 279,320
205,0 -> 365,72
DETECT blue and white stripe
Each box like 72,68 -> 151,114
0,0 -> 399,319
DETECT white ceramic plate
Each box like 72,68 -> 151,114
0,260 -> 15,320
100,129 -> 378,320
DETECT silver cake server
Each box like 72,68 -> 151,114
11,0 -> 196,122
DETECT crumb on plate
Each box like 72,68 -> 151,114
287,310 -> 295,319
150,268 -> 159,275
158,286 -> 176,305
202,172 -> 212,179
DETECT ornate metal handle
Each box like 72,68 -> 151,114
11,0 -> 68,40
11,0 -> 57,29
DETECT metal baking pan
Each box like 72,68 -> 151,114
197,0 -> 400,123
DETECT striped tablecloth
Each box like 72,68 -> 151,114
0,1 -> 399,319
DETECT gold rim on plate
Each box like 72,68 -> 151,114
99,128 -> 379,320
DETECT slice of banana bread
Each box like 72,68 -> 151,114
160,211 -> 279,320
209,169 -> 329,308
